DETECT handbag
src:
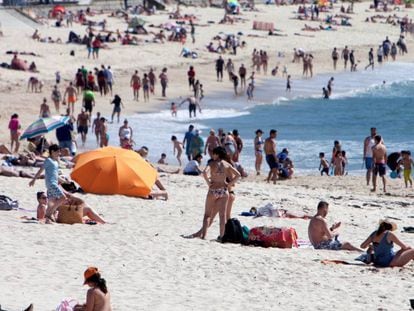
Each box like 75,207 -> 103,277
57,204 -> 83,224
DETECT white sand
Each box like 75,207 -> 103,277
0,2 -> 414,309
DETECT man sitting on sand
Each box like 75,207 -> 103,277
308,201 -> 361,251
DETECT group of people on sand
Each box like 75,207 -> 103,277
130,68 -> 168,101
309,200 -> 414,268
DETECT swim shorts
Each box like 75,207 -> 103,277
113,106 -> 121,113
314,239 -> 342,250
321,167 -> 329,175
404,169 -> 412,182
77,126 -> 88,134
68,95 -> 76,103
189,103 -> 196,114
47,184 -> 65,200
374,163 -> 386,177
266,154 -> 279,170
365,157 -> 373,170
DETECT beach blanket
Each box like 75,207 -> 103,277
248,226 -> 298,248
253,21 -> 274,31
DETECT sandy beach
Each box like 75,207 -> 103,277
0,1 -> 414,309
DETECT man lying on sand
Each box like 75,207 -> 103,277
308,201 -> 361,251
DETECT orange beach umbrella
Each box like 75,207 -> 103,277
71,147 -> 157,197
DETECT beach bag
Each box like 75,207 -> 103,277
0,195 -> 18,211
222,218 -> 248,244
56,298 -> 78,311
57,204 -> 83,224
248,226 -> 298,248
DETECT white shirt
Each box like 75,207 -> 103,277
184,160 -> 199,174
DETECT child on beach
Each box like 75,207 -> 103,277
157,153 -> 168,165
399,150 -> 413,188
246,83 -> 254,100
319,152 -> 330,176
36,191 -> 47,220
171,135 -> 183,166
171,102 -> 177,117
341,150 -> 348,175
74,267 -> 112,311
333,150 -> 344,176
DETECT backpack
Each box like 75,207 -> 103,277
248,226 -> 298,248
0,195 -> 18,211
222,218 -> 249,245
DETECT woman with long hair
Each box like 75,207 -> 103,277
75,267 -> 112,310
184,146 -> 240,240
361,219 -> 414,267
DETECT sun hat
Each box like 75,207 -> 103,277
83,267 -> 99,284
379,219 -> 397,231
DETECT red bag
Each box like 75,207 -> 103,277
248,226 -> 298,248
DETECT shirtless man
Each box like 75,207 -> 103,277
372,134 -> 387,192
308,201 -> 362,251
363,127 -> 377,186
91,112 -> 102,146
130,70 -> 141,101
77,109 -> 90,147
180,96 -> 198,118
327,77 -> 334,96
63,82 -> 78,115
341,46 -> 350,70
264,129 -> 278,184
332,47 -> 339,70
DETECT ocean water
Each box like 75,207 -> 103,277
97,62 -> 414,175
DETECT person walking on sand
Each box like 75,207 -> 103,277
215,56 -> 224,81
308,201 -> 362,251
226,58 -> 235,81
159,68 -> 168,97
183,125 -> 195,161
332,47 -> 339,70
64,82 -> 78,115
171,135 -> 183,166
341,45 -> 349,70
264,129 -> 279,184
130,70 -> 141,101
111,94 -> 124,123
239,64 -> 246,89
363,127 -> 377,186
76,109 -> 90,147
371,134 -> 387,192
74,267 -> 112,311
39,98 -> 51,118
92,112 -> 102,146
51,85 -> 62,113
148,68 -> 156,95
187,66 -> 196,90
361,219 -> 414,267
8,113 -> 21,153
204,129 -> 220,158
365,48 -> 374,70
142,73 -> 150,102
29,144 -> 67,221
254,129 -> 264,175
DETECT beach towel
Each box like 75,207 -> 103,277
253,21 -> 274,31
248,226 -> 298,248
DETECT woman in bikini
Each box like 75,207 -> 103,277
184,146 -> 240,240
254,129 -> 264,175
